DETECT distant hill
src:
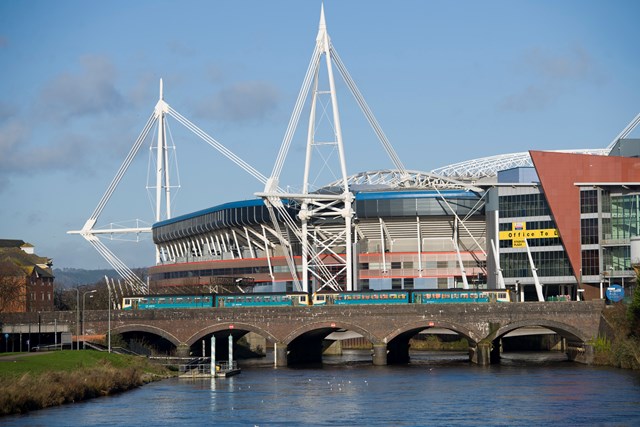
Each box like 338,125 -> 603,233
53,268 -> 146,288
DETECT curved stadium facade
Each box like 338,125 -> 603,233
149,144 -> 640,302
145,8 -> 640,303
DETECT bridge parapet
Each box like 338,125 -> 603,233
0,300 -> 606,366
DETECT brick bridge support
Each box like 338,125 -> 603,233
1,301 -> 606,366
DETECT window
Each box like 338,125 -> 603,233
404,278 -> 414,290
581,250 -> 599,276
581,218 -> 599,245
580,190 -> 598,214
499,193 -> 551,217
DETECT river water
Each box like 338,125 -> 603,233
4,351 -> 640,426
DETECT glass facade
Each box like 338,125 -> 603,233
502,251 -> 572,278
499,189 -> 570,279
611,194 -> 640,240
498,193 -> 551,217
355,193 -> 484,218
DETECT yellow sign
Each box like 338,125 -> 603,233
499,223 -> 558,248
498,229 -> 559,240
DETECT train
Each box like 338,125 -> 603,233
122,289 -> 512,310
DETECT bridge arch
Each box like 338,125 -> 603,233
494,319 -> 589,343
384,319 -> 484,345
186,322 -> 279,347
281,320 -> 378,366
110,323 -> 181,347
284,320 -> 377,345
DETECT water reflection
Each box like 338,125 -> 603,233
2,352 -> 640,426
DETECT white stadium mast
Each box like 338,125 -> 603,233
257,5 -> 408,293
69,80 -> 271,294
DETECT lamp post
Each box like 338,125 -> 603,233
610,266 -> 614,287
74,288 -> 79,350
107,284 -> 111,353
82,289 -> 97,349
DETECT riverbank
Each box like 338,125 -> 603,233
0,350 -> 177,416
593,303 -> 640,370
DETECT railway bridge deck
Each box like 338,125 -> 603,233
1,301 -> 606,365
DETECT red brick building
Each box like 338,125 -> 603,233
0,239 -> 55,313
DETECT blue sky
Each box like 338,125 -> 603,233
1,0 -> 639,270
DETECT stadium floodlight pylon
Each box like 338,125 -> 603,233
69,80 -> 272,294
258,5 -> 356,292
257,5 -> 411,293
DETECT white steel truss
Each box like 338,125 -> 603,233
69,80 -> 270,293
432,111 -> 640,181
258,5 -> 412,292
325,169 -> 482,192
431,149 -> 609,182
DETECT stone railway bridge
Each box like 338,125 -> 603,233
1,301 -> 606,366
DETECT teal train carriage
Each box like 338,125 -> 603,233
122,294 -> 215,310
314,290 -> 410,305
411,289 -> 512,304
122,289 -> 513,310
216,292 -> 309,307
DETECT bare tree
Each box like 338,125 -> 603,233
0,262 -> 26,313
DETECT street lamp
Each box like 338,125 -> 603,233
82,289 -> 97,349
610,266 -> 614,287
74,288 -> 79,350
107,284 -> 111,353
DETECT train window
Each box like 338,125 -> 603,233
124,299 -> 130,305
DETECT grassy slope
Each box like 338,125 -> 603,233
0,351 -> 175,416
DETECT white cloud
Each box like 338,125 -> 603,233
196,80 -> 280,122
37,55 -> 127,121
499,44 -> 603,112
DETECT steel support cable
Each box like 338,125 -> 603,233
90,112 -> 157,221
329,46 -> 407,174
271,44 -> 323,182
264,199 -> 303,291
270,199 -> 340,291
86,236 -> 146,293
166,106 -> 270,186
432,186 -> 487,257
90,240 -> 142,291
607,112 -> 640,151
296,228 -> 345,291
88,238 -> 144,290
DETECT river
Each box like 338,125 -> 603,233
3,351 -> 640,426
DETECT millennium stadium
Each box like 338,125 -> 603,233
72,6 -> 640,305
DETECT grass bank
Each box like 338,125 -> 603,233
592,303 -> 640,370
0,350 -> 176,416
